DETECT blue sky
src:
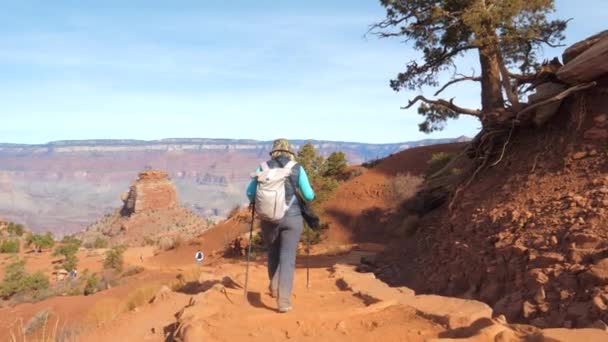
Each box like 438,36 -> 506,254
0,0 -> 605,144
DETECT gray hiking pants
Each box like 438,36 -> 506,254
260,214 -> 303,309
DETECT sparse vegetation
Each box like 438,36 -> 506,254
84,274 -> 100,296
6,222 -> 25,237
124,284 -> 158,311
157,234 -> 185,251
122,265 -> 144,277
0,239 -> 20,253
93,237 -> 109,249
0,259 -> 50,299
103,245 -> 126,272
386,173 -> 424,204
23,308 -> 52,335
425,152 -> 457,179
303,221 -> 330,246
26,232 -> 55,252
53,238 -> 81,272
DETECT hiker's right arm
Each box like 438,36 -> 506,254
298,166 -> 315,201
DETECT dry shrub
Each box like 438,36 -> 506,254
157,234 -> 185,251
10,315 -> 80,342
124,284 -> 159,311
386,173 -> 424,204
84,298 -> 123,327
170,268 -> 203,291
23,308 -> 52,335
394,215 -> 420,238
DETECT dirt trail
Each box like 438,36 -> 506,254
72,247 -> 608,342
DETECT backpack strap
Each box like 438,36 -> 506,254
260,162 -> 270,172
283,160 -> 297,170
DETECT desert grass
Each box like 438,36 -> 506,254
9,313 -> 81,342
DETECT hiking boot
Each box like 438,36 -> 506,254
278,305 -> 292,313
268,286 -> 278,298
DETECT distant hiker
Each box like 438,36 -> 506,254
195,250 -> 204,267
140,254 -> 144,262
246,138 -> 315,313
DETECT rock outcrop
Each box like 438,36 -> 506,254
375,32 -> 608,329
121,170 -> 177,216
78,170 -> 211,247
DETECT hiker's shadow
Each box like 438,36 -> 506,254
247,291 -> 276,312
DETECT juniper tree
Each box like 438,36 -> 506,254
371,0 -> 568,132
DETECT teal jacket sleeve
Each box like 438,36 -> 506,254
246,166 -> 261,202
298,166 -> 315,201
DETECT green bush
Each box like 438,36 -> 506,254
324,152 -> 348,177
0,260 -> 50,299
53,240 -> 80,272
60,235 -> 82,247
0,239 -> 20,253
93,237 -> 109,249
26,232 -> 55,252
103,246 -> 126,272
84,274 -> 99,296
7,223 -> 25,237
425,152 -> 456,178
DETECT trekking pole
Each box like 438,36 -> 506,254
306,225 -> 311,289
244,203 -> 255,302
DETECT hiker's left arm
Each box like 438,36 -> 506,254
246,166 -> 261,202
298,166 -> 315,201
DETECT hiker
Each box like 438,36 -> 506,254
246,138 -> 315,313
195,250 -> 204,267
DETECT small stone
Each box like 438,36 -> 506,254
592,295 -> 607,311
534,286 -> 547,303
336,321 -> 347,334
523,301 -> 537,318
594,114 -> 608,125
589,150 -> 598,156
550,236 -> 559,245
572,151 -> 588,160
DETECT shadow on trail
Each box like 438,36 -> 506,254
246,291 -> 275,311
174,276 -> 243,295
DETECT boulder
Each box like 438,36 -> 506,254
558,36 -> 608,84
562,30 -> 608,64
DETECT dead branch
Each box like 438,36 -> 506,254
434,76 -> 482,96
403,96 -> 481,116
515,81 -> 597,123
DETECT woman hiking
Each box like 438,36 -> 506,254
246,138 -> 315,313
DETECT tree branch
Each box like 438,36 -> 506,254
434,75 -> 481,96
515,81 -> 597,122
403,96 -> 481,116
497,54 -> 522,111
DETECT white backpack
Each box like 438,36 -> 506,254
253,161 -> 297,222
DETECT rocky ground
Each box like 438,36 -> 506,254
376,83 -> 608,328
